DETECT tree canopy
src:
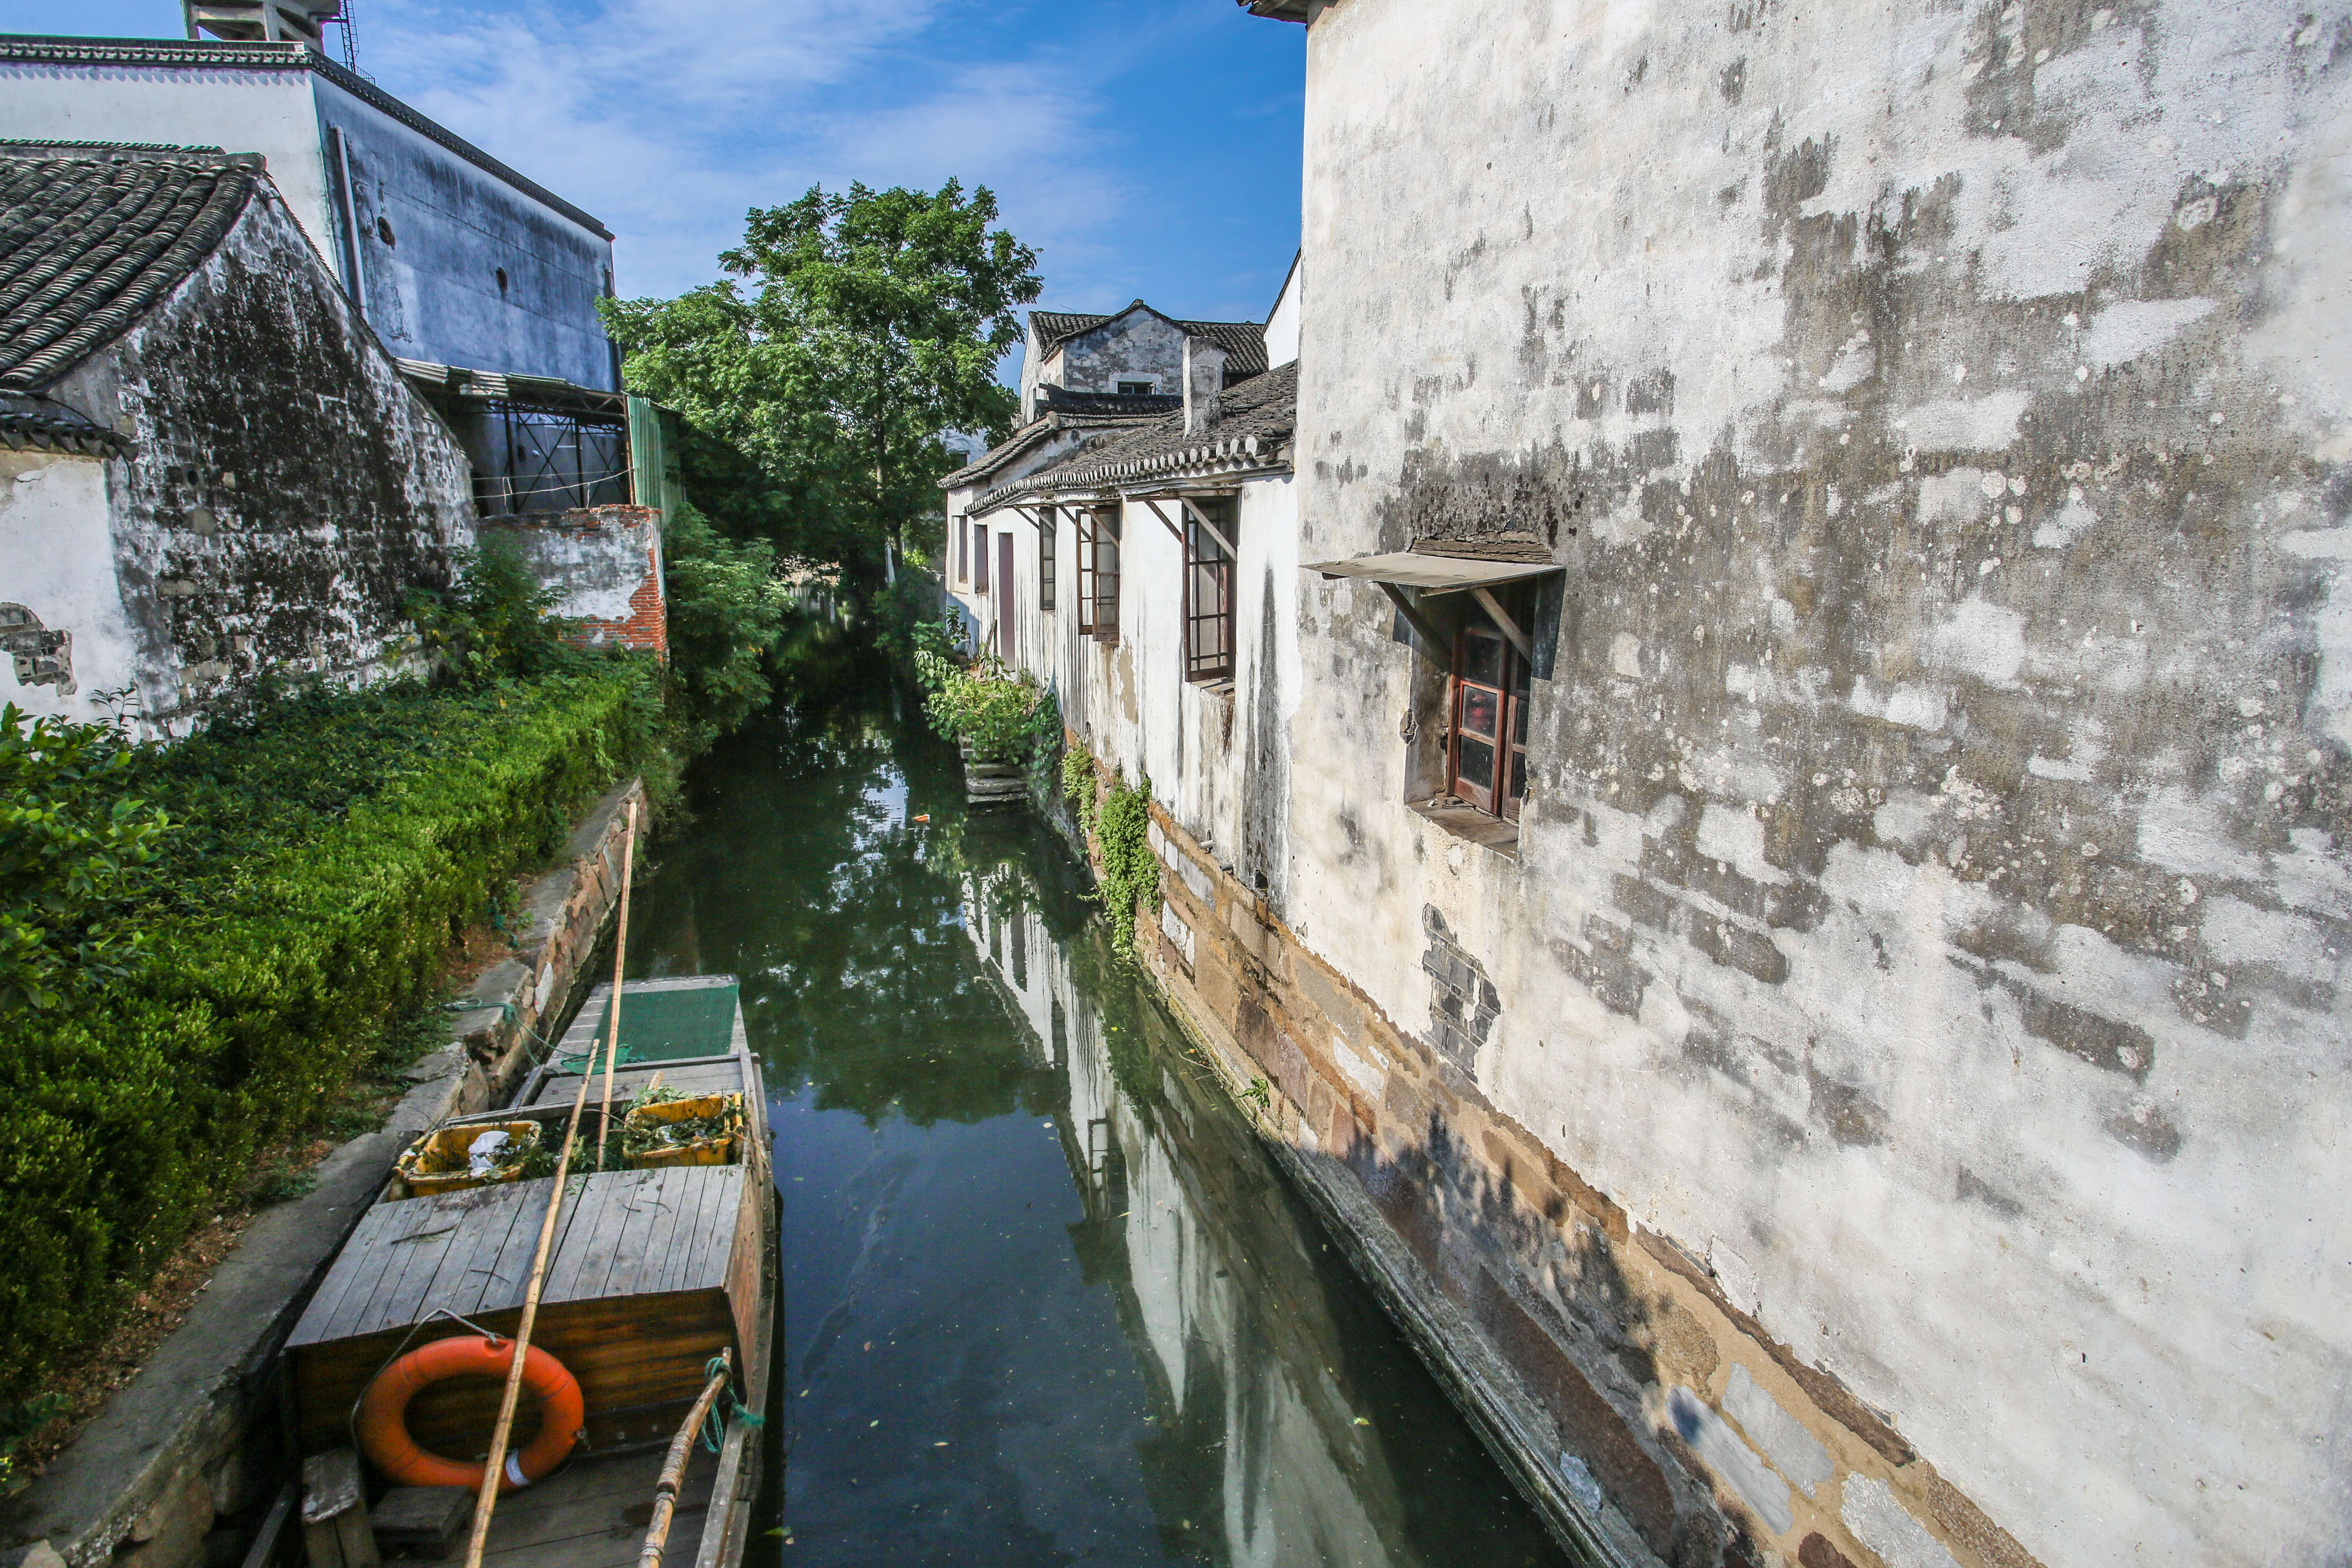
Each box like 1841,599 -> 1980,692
603,181 -> 1040,584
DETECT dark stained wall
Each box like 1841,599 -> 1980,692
52,182 -> 473,732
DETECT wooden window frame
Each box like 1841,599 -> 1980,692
973,518 -> 990,594
1039,506 -> 1056,613
1089,507 -> 1121,644
954,515 -> 967,584
1446,601 -> 1532,822
1182,496 -> 1236,684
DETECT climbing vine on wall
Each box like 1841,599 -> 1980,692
1061,744 -> 1100,837
1093,773 -> 1158,966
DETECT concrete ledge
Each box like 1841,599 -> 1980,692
1,778 -> 647,1568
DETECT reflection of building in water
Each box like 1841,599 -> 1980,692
958,866 -> 1406,1566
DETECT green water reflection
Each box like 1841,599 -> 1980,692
621,628 -> 1570,1568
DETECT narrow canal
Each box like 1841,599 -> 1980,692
622,632 -> 1571,1568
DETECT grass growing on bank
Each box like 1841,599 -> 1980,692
0,666 -> 660,1420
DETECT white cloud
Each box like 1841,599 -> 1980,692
356,0 -> 1135,306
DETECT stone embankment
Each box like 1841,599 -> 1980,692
0,780 -> 647,1568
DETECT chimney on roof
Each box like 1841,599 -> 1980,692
1184,337 -> 1227,437
184,0 -> 342,47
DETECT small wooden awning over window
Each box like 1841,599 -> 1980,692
1301,551 -> 1559,596
1303,548 -> 1561,665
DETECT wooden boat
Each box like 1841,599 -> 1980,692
280,976 -> 774,1568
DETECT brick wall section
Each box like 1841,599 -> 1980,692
578,540 -> 666,659
1078,766 -> 2034,1568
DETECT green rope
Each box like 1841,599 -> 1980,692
698,1356 -> 765,1453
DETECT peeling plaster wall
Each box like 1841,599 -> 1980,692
0,452 -> 136,724
1276,1 -> 2352,1566
488,506 -> 666,656
20,186 -> 474,734
957,474 -> 1300,887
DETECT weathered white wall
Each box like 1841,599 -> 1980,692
1282,0 -> 2352,1565
1264,260 -> 1302,371
955,473 -> 1298,890
0,452 -> 140,724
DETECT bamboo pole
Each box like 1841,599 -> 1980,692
459,800 -> 641,1568
599,799 -> 640,1167
635,1350 -> 733,1568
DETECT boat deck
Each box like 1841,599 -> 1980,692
283,976 -> 773,1568
465,1445 -> 715,1568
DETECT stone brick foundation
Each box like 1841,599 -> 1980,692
1108,786 -> 2035,1568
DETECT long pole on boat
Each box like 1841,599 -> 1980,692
599,798 -> 641,1167
459,798 -> 641,1568
636,1350 -> 732,1568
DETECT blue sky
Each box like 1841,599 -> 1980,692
0,0 -> 1305,333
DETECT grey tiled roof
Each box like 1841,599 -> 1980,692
0,389 -> 125,454
0,142 -> 258,391
974,361 -> 1296,513
1036,386 -> 1182,417
940,407 -> 1172,490
1031,302 -> 1269,379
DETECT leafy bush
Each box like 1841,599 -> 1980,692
1061,744 -> 1100,837
0,707 -> 172,1012
404,534 -> 583,687
920,653 -> 1056,765
0,668 -> 656,1404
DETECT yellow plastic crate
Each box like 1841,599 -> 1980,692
623,1093 -> 743,1169
395,1121 -> 542,1196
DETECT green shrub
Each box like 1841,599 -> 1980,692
921,654 -> 1056,766
404,533 -> 584,688
0,667 -> 655,1404
0,706 -> 172,1012
1061,744 -> 1099,837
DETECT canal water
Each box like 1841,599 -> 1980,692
622,633 -> 1570,1568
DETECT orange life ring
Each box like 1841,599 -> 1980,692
357,1335 -> 583,1494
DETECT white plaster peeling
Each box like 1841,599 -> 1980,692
1697,803 -> 1790,886
2026,753 -> 2096,783
1329,1032 -> 1387,1102
1723,1364 -> 1834,1498
1611,632 -> 1644,679
2136,788 -> 2266,882
2075,297 -> 2218,368
1924,599 -> 2028,686
1842,1476 -> 1963,1568
1666,1387 -> 1793,1535
1897,391 -> 2031,454
2198,897 -> 2332,982
1851,677 -> 1949,732
1917,468 -> 1990,525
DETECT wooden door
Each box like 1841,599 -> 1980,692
996,532 -> 1016,657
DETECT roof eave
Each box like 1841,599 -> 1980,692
1238,0 -> 1312,19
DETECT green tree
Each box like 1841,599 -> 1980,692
662,501 -> 792,749
601,181 -> 1040,585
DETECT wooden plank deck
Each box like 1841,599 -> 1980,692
291,1167 -> 744,1351
409,1445 -> 717,1568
